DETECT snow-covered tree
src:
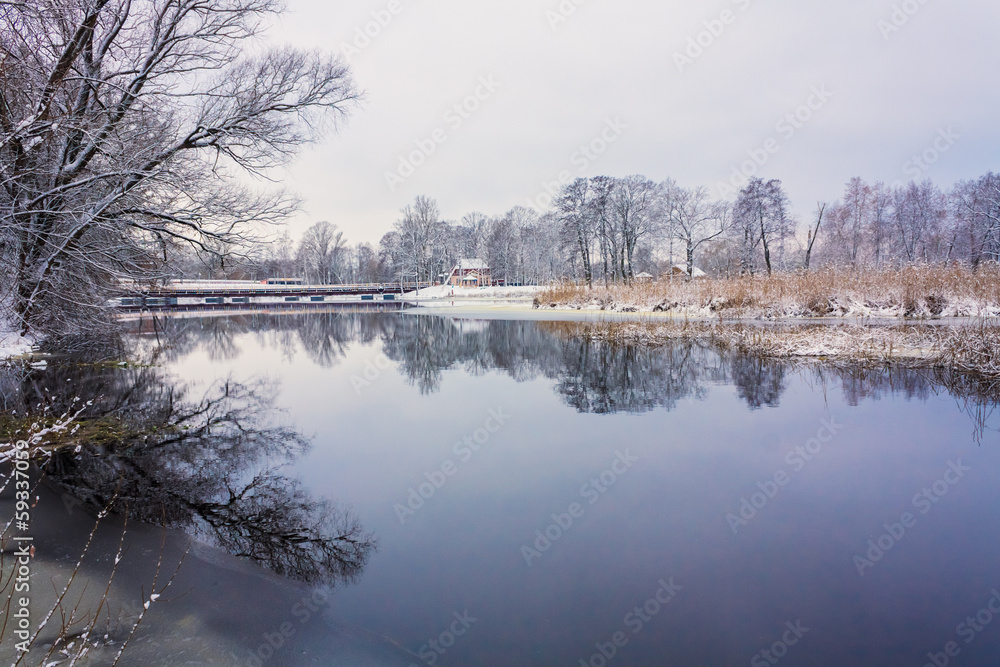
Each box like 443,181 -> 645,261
0,0 -> 358,336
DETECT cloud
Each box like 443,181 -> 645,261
269,0 -> 1000,243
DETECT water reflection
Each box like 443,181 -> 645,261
141,310 -> 393,366
9,313 -> 997,581
129,312 -> 1000,434
3,361 -> 375,586
6,311 -> 1000,665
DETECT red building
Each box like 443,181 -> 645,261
446,259 -> 491,287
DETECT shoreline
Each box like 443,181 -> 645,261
530,318 -> 1000,380
16,293 -> 998,375
407,300 -> 1000,377
411,298 -> 994,326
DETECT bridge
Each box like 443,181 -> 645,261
115,281 -> 432,311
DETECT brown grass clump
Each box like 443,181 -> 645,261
934,321 -> 1000,376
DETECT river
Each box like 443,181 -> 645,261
4,308 -> 1000,666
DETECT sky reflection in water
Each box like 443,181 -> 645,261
149,311 -> 1000,666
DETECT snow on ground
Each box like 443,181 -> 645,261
538,291 -> 1000,321
0,328 -> 34,360
0,305 -> 34,360
405,285 -> 544,301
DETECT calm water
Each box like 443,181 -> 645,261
19,310 -> 1000,666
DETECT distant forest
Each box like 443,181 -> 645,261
203,173 -> 1000,286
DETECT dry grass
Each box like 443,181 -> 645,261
536,265 -> 1000,320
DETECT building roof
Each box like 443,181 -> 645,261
671,264 -> 707,277
455,258 -> 489,270
635,272 -> 654,279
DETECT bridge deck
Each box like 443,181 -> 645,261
114,283 -> 431,310
142,283 -> 428,297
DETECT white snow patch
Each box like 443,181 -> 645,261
0,310 -> 35,360
405,285 -> 544,300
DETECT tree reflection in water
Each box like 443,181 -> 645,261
7,310 -> 996,589
133,312 -> 999,435
6,361 -> 375,587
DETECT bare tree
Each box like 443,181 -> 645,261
588,175 -> 617,286
0,0 -> 359,336
892,181 -> 948,264
522,211 -> 564,284
803,202 -> 825,271
393,195 -> 444,282
869,182 -> 893,268
505,205 -> 538,285
953,173 -> 1000,267
610,175 -> 661,282
733,178 -> 793,275
555,178 -> 594,287
821,178 -> 885,268
485,212 -> 517,285
259,229 -> 296,279
458,211 -> 489,259
352,242 -> 380,283
297,221 -> 346,284
662,180 -> 729,279
841,177 -> 871,267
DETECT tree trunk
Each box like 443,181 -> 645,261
804,203 -> 825,272
741,226 -> 752,275
577,227 -> 592,288
759,213 -> 772,275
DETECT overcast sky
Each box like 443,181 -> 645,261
267,0 -> 1000,245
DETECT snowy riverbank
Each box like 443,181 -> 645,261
0,312 -> 34,360
404,284 -> 544,306
532,267 -> 1000,321
538,319 -> 1000,379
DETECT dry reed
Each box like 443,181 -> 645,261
537,265 -> 1000,320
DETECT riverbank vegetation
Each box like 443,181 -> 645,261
534,265 -> 1000,378
536,265 -> 1000,319
538,319 -> 1000,379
